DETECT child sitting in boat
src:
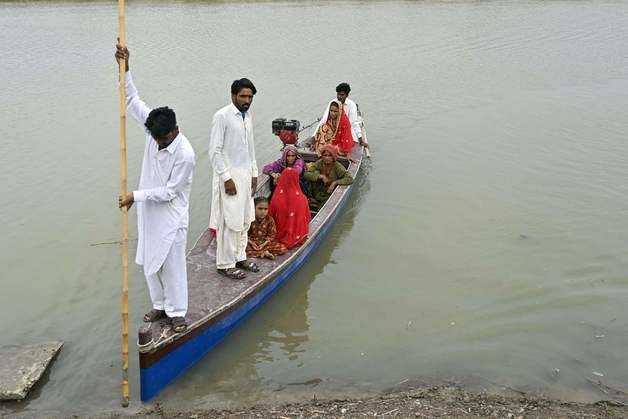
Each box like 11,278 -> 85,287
303,145 -> 354,211
246,197 -> 287,260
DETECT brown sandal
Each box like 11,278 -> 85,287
143,309 -> 166,323
171,317 -> 187,333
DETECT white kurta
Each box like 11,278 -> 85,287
125,72 -> 195,277
208,103 -> 257,269
317,97 -> 362,142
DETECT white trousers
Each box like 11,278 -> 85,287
145,229 -> 188,318
216,218 -> 248,269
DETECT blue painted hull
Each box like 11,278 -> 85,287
140,179 -> 356,401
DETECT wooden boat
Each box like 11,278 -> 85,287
136,128 -> 368,401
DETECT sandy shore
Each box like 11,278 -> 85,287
105,385 -> 627,418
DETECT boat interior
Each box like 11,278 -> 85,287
137,144 -> 359,355
255,147 -> 351,218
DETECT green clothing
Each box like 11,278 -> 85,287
304,160 -> 353,210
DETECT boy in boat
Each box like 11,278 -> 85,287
116,43 -> 195,333
208,78 -> 261,280
246,197 -> 287,260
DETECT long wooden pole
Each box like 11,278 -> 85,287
118,0 -> 130,408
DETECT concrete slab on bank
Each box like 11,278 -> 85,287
0,341 -> 63,400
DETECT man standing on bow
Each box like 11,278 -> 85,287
116,43 -> 195,333
208,78 -> 261,280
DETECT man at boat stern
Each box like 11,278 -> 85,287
208,78 -> 260,280
116,43 -> 195,333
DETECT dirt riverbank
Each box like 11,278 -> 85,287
108,385 -> 627,418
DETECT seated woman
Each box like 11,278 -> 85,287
311,100 -> 355,161
269,168 -> 311,249
246,197 -> 288,260
262,145 -> 305,193
303,145 -> 354,211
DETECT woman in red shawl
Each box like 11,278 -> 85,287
312,100 -> 355,161
269,167 -> 311,248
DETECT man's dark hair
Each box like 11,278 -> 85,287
231,78 -> 257,95
144,107 -> 177,138
254,196 -> 269,206
336,82 -> 351,95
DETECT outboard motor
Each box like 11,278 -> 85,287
271,117 -> 301,146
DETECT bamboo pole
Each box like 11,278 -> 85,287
118,0 -> 130,408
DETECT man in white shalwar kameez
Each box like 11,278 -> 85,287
116,44 -> 195,332
208,78 -> 261,280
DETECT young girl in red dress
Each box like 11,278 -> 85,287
246,197 -> 287,260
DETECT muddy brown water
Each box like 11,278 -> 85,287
1,0 -> 627,416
